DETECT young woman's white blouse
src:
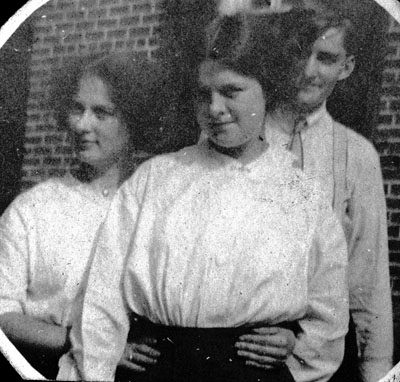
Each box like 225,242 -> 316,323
0,175 -> 111,328
62,141 -> 349,382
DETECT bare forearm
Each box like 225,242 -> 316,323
0,312 -> 70,358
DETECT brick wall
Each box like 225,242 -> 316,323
22,0 -> 162,189
18,0 -> 400,339
378,15 -> 400,360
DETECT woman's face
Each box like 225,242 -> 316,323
196,60 -> 266,150
68,75 -> 130,171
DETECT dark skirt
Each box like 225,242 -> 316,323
116,318 -> 296,382
328,316 -> 361,382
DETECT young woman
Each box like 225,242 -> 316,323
0,53 -> 162,379
60,11 -> 349,382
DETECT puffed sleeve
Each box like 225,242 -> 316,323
345,135 -> 393,382
58,162 -> 152,381
0,198 -> 32,315
287,198 -> 349,382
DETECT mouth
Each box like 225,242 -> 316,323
76,139 -> 97,150
298,83 -> 321,91
208,121 -> 235,131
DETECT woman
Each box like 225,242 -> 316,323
60,10 -> 349,382
0,52 -> 162,379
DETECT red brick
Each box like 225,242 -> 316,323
80,0 -> 98,7
44,13 -> 65,23
23,158 -> 41,166
100,41 -> 113,51
120,16 -> 140,26
34,147 -> 52,156
385,170 -> 400,180
100,0 -> 120,5
389,143 -> 400,154
382,86 -> 400,97
136,38 -> 146,48
43,35 -> 61,44
381,156 -> 400,168
392,213 -> 400,224
378,115 -> 393,125
67,11 -> 86,20
129,26 -> 151,37
142,14 -> 160,24
148,36 -> 158,46
48,169 -> 67,177
383,71 -> 396,84
30,169 -> 46,178
86,31 -> 105,40
32,47 -> 51,55
110,6 -> 130,16
132,3 -> 152,12
390,240 -> 400,251
88,9 -> 108,19
34,25 -> 53,34
390,226 -> 400,238
44,157 -> 62,166
389,33 -> 400,42
98,19 -> 118,28
55,146 -> 73,155
76,21 -> 96,30
392,185 -> 400,196
45,135 -> 65,144
388,199 -> 400,210
107,29 -> 127,39
63,33 -> 83,43
25,136 -> 43,145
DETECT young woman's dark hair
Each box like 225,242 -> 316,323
203,9 -> 319,111
49,53 -> 166,153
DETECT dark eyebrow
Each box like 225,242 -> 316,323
220,84 -> 243,91
317,52 -> 340,61
92,105 -> 116,115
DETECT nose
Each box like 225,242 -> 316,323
71,109 -> 94,133
209,92 -> 227,119
303,55 -> 318,79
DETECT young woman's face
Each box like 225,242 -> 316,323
196,60 -> 266,150
68,75 -> 130,171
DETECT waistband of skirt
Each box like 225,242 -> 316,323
128,315 -> 300,340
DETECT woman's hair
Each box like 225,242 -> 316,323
203,9 -> 319,110
49,52 -> 165,152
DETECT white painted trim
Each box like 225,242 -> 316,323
0,328 -> 46,380
0,0 -> 50,49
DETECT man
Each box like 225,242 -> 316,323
263,7 -> 393,382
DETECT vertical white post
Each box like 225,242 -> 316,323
269,0 -> 283,11
217,0 -> 252,16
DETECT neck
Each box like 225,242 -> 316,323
73,151 -> 134,194
209,136 -> 267,165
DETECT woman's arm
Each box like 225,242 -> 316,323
0,312 -> 70,358
287,202 -> 349,382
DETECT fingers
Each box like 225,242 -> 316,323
236,347 -> 286,369
237,327 -> 296,352
118,358 -> 147,372
235,341 -> 288,360
119,341 -> 161,372
133,343 -> 161,358
128,345 -> 160,365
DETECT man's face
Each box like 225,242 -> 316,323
295,26 -> 355,113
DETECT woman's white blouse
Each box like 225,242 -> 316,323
64,142 -> 348,382
0,175 -> 110,328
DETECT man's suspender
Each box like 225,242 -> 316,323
332,122 -> 348,221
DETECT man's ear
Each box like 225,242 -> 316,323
338,55 -> 355,81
